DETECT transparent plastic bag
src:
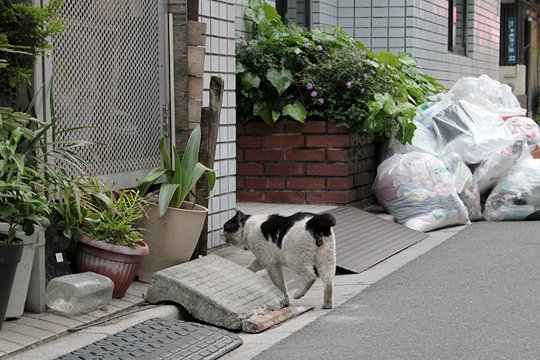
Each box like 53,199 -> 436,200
373,152 -> 469,232
446,153 -> 482,221
473,140 -> 528,194
387,121 -> 440,156
484,159 -> 540,221
502,116 -> 540,144
448,74 -> 525,116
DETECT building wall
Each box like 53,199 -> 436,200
202,0 -> 501,248
326,0 -> 501,88
199,0 -> 237,248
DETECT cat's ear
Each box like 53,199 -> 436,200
235,210 -> 249,223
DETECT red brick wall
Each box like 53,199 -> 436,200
236,120 -> 380,208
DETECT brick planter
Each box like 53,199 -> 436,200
236,120 -> 381,208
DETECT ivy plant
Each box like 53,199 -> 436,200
236,0 -> 446,144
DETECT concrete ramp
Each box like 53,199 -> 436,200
146,254 -> 288,330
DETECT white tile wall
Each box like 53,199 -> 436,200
334,0 -> 500,87
199,0 -> 238,249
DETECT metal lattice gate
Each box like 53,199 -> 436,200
45,0 -> 170,188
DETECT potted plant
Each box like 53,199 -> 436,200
136,125 -> 216,282
0,109 -> 51,329
75,177 -> 149,298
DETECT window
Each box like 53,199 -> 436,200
448,0 -> 468,55
275,0 -> 311,30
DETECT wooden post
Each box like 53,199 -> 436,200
169,0 -> 190,149
192,76 -> 224,259
187,0 -> 199,21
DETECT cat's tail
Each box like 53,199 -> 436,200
306,213 -> 336,246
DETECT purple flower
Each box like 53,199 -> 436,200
303,43 -> 310,48
346,81 -> 353,89
310,91 -> 318,97
318,98 -> 325,105
306,82 -> 314,90
238,38 -> 248,46
316,45 -> 323,51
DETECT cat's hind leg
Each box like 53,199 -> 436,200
318,262 -> 335,309
291,265 -> 317,300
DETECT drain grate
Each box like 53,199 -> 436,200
56,318 -> 243,360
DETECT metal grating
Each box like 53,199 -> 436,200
329,207 -> 429,273
56,318 -> 243,360
49,0 -> 168,188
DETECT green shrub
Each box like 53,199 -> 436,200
0,0 -> 64,86
236,0 -> 445,144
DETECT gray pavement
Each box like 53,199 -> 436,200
8,211 -> 465,360
249,221 -> 540,360
9,215 -> 538,359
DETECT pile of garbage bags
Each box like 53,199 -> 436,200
373,74 -> 540,232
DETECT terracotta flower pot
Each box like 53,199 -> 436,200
76,234 -> 149,298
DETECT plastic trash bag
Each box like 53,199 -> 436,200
386,120 -> 440,156
446,153 -> 482,221
431,100 -> 502,146
473,140 -> 528,194
502,116 -> 540,144
447,74 -> 525,117
373,152 -> 469,232
483,159 -> 540,221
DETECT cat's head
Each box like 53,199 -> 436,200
220,210 -> 251,246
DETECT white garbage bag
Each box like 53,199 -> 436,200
448,74 -> 525,116
446,153 -> 482,221
473,140 -> 528,194
373,152 -> 469,232
483,158 -> 540,221
502,116 -> 540,144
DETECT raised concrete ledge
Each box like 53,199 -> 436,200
146,254 -> 288,330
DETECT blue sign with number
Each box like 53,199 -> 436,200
508,16 -> 517,65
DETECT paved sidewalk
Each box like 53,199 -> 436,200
1,204 -> 467,359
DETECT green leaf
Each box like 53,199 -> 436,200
170,147 -> 183,204
158,137 -> 170,170
241,72 -> 261,90
158,183 -> 180,217
266,68 -> 293,96
12,153 -> 25,173
262,1 -> 281,22
236,62 -> 246,74
398,53 -> 417,67
253,101 -> 274,125
179,125 -> 202,205
282,102 -> 307,123
272,110 -> 281,122
188,163 -> 215,196
137,168 -> 166,195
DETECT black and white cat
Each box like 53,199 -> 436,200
221,210 -> 337,309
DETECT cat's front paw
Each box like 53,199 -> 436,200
293,290 -> 305,300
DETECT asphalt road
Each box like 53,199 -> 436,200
253,221 -> 540,360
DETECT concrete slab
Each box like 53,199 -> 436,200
146,254 -> 288,330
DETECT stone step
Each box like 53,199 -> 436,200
146,254 -> 288,330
